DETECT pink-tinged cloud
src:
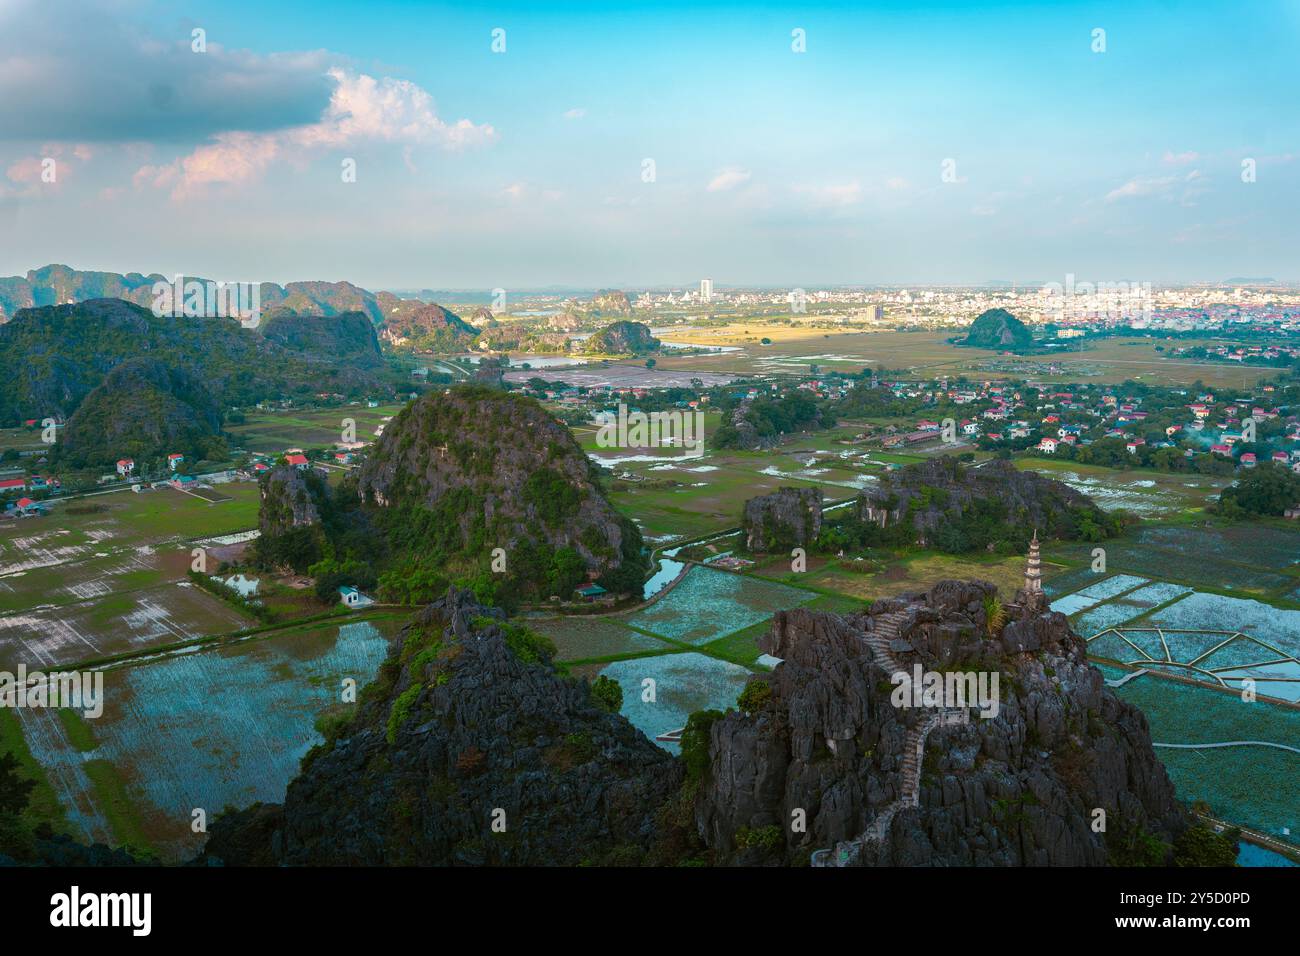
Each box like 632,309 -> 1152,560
135,68 -> 496,199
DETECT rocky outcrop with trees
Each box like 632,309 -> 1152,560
584,320 -> 659,354
200,589 -> 681,865
852,456 -> 1124,551
742,487 -> 822,552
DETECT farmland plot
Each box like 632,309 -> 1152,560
627,566 -> 815,644
16,617 -> 398,861
0,582 -> 254,670
600,652 -> 752,753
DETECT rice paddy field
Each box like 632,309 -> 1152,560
0,485 -> 264,669
1048,562 -> 1300,700
1095,662 -> 1300,851
1015,459 -> 1229,518
15,615 -> 402,861
1045,521 -> 1300,601
599,652 -> 754,753
0,582 -> 254,671
526,615 -> 671,663
626,566 -> 815,644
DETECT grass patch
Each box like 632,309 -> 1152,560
55,707 -> 99,753
0,708 -> 69,833
81,758 -> 154,855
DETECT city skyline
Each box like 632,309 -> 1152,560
2,0 -> 1299,287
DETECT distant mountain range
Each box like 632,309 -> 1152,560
0,264 -> 397,324
0,298 -> 403,469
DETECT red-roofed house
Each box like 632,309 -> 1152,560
0,478 -> 25,495
116,458 -> 134,476
285,453 -> 309,470
167,453 -> 184,471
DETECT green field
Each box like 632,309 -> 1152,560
647,324 -> 1281,389
224,402 -> 408,454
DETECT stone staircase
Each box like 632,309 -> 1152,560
811,609 -> 970,868
862,610 -> 908,677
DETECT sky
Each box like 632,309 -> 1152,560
1,0 -> 1298,289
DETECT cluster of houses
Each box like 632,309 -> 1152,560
1009,388 -> 1299,471
1172,343 -> 1300,364
867,377 -> 1300,473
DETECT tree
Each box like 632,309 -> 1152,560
680,709 -> 723,781
590,675 -> 623,714
1172,824 -> 1239,867
736,678 -> 771,714
0,751 -> 35,817
1218,463 -> 1300,517
645,358 -> 656,369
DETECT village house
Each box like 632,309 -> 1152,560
338,586 -> 375,609
116,458 -> 134,476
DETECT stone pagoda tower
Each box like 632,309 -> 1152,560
1019,529 -> 1046,611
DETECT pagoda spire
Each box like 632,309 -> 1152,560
1023,529 -> 1044,608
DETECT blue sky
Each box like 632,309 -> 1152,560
1,0 -> 1298,288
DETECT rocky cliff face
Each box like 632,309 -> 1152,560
585,320 -> 659,354
377,301 -> 478,348
856,456 -> 1107,547
590,289 -> 633,315
201,589 -> 681,865
258,465 -> 327,537
694,580 -> 1189,866
743,487 -> 823,552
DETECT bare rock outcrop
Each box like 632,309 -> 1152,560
694,580 -> 1188,866
742,486 -> 823,552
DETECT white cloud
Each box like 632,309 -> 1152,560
563,108 -> 586,120
1162,150 -> 1199,165
707,166 -> 751,192
1104,175 -> 1177,203
135,68 -> 495,198
793,180 -> 863,207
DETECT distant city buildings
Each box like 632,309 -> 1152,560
700,278 -> 713,303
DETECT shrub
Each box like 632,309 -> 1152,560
590,675 -> 623,714
736,678 -> 771,714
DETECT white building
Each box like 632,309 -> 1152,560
700,278 -> 713,303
